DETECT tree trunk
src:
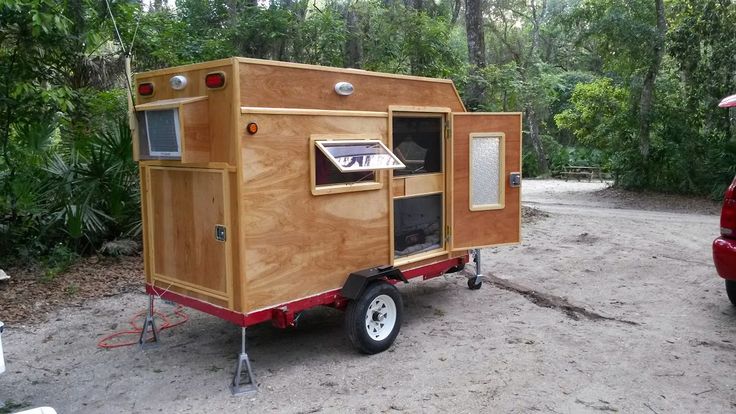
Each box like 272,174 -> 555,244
464,0 -> 486,110
525,105 -> 549,173
637,0 -> 667,159
451,0 -> 461,25
345,7 -> 363,68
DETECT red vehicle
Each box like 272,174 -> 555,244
715,94 -> 736,304
715,176 -> 736,303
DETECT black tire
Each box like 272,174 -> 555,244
345,281 -> 403,354
726,280 -> 736,306
445,264 -> 466,274
467,277 -> 482,290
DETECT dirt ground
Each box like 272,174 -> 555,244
1,179 -> 732,413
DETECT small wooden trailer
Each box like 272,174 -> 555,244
130,57 -> 522,394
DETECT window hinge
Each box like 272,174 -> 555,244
445,225 -> 451,242
444,124 -> 451,140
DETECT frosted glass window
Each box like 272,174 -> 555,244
145,109 -> 181,156
316,140 -> 405,172
470,135 -> 504,209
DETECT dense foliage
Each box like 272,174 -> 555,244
1,0 -> 735,264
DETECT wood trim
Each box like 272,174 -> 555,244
393,190 -> 443,200
518,114 -> 523,244
453,112 -> 524,116
232,60 -> 247,312
388,105 -> 452,114
468,132 -> 506,211
394,248 -> 449,267
403,172 -> 443,196
152,273 -> 230,301
222,171 -> 234,309
241,107 -> 388,117
140,165 -> 151,284
135,58 -> 236,78
144,166 -> 155,285
388,107 -> 452,266
135,96 -> 208,111
392,178 -> 406,197
388,112 -> 396,265
235,57 -> 458,85
451,86 -> 468,113
139,160 -> 235,171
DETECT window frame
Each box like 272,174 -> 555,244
468,132 -> 506,211
310,135 -> 394,196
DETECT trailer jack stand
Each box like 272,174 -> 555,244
138,295 -> 160,349
231,327 -> 257,396
468,249 -> 483,290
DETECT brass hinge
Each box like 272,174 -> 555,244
444,124 -> 451,140
445,225 -> 451,243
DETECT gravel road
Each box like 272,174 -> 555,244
0,179 -> 732,413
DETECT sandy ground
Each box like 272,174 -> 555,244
1,179 -> 732,413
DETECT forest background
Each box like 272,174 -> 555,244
1,0 -> 735,269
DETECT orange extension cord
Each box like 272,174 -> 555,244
97,305 -> 189,349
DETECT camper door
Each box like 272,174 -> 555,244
450,113 -> 522,250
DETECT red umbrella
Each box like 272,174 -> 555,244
719,94 -> 736,108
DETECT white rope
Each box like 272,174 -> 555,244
104,0 -> 127,55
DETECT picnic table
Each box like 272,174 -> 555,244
560,165 -> 603,182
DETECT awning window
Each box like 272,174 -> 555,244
315,140 -> 405,173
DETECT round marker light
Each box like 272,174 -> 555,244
205,72 -> 226,89
169,75 -> 188,90
334,81 -> 354,96
246,123 -> 258,134
138,82 -> 154,96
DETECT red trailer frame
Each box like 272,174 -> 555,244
145,255 -> 468,329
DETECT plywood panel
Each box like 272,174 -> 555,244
403,173 -> 444,196
451,113 -> 521,250
239,113 -> 391,312
180,99 -> 211,164
392,178 -> 406,197
148,167 -> 229,298
239,62 -> 465,113
135,62 -> 236,165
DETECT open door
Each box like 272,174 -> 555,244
450,113 -> 522,250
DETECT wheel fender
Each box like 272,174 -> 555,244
341,265 -> 407,300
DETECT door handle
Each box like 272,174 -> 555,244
509,172 -> 521,188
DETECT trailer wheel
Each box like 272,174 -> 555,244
345,282 -> 403,354
726,280 -> 736,306
467,277 -> 482,290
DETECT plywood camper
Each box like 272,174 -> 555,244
131,57 -> 521,393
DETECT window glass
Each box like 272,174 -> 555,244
145,109 -> 181,156
394,194 -> 443,257
315,150 -> 375,186
316,140 -> 404,172
392,117 -> 442,176
470,134 -> 504,209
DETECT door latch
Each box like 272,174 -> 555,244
509,172 -> 521,188
215,224 -> 227,242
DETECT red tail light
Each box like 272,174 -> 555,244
138,82 -> 154,96
722,177 -> 736,237
205,72 -> 226,89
